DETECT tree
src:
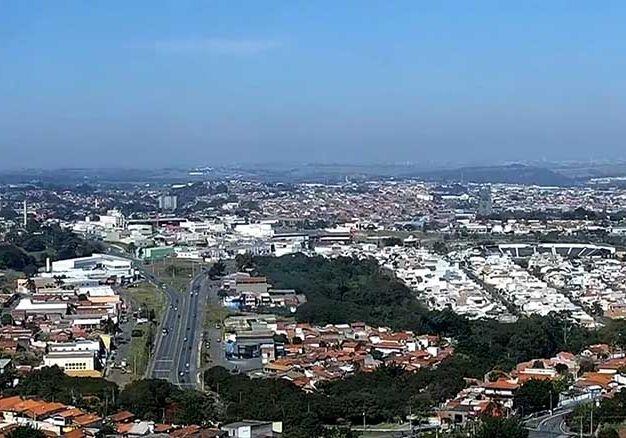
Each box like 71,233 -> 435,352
1,314 -> 13,326
475,416 -> 528,438
172,390 -> 216,425
208,260 -> 226,278
432,240 -> 449,255
235,253 -> 254,271
382,237 -> 403,247
598,427 -> 620,438
0,244 -> 36,271
6,425 -> 46,438
95,424 -> 117,438
514,380 -> 559,415
119,379 -> 177,421
555,363 -> 569,375
579,358 -> 596,375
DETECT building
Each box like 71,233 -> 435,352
12,299 -> 68,322
158,194 -> 178,211
43,351 -> 97,375
142,246 -> 175,261
222,420 -> 282,438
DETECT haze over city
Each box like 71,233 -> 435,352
2,1 -> 626,169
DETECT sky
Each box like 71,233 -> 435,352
2,1 -> 626,169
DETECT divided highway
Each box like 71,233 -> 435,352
147,271 -> 209,388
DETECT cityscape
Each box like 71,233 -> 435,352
1,172 -> 626,437
4,1 -> 626,437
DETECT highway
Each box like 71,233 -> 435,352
147,271 -> 209,388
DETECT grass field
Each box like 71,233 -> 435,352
146,258 -> 206,293
204,303 -> 230,329
127,323 -> 155,379
128,282 -> 166,321
125,282 -> 164,379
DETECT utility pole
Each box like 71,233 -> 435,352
580,416 -> 583,438
549,390 -> 553,414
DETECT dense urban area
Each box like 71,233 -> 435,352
4,168 -> 626,437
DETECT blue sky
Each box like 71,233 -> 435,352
1,1 -> 626,168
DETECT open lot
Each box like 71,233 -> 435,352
145,259 -> 205,293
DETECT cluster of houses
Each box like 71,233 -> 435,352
0,254 -> 133,377
0,396 -> 282,437
528,253 -> 626,319
438,344 -> 626,429
229,319 -> 453,391
465,252 -> 595,327
219,274 -> 306,313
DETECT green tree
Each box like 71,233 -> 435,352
235,253 -> 254,271
555,363 -> 569,375
475,416 -> 528,438
598,427 -> 620,438
6,425 -> 46,438
118,379 -> 177,421
1,313 -> 14,326
208,260 -> 226,278
172,390 -> 216,425
514,380 -> 559,415
382,237 -> 403,247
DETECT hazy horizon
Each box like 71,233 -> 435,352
2,1 -> 626,169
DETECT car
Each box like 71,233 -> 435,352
162,328 -> 168,336
183,337 -> 188,342
179,371 -> 184,376
174,306 -> 178,311
185,362 -> 190,368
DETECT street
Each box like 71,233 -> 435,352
147,270 -> 207,387
527,411 -> 572,438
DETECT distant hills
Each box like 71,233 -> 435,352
413,164 -> 574,186
0,163 -> 604,187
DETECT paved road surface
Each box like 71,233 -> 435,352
527,411 -> 572,438
147,271 -> 208,387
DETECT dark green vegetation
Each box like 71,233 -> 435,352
571,388 -> 626,435
474,416 -> 528,438
513,380 -> 560,415
6,425 -> 46,438
221,254 -> 626,432
8,366 -> 117,415
252,254 -> 598,377
5,367 -> 214,425
205,364 -> 465,437
118,379 -> 215,425
1,222 -> 104,274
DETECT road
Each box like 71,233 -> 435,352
527,410 -> 573,438
147,270 -> 209,388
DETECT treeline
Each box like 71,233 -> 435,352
204,363 -> 466,437
0,222 -> 104,274
3,366 -> 215,426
